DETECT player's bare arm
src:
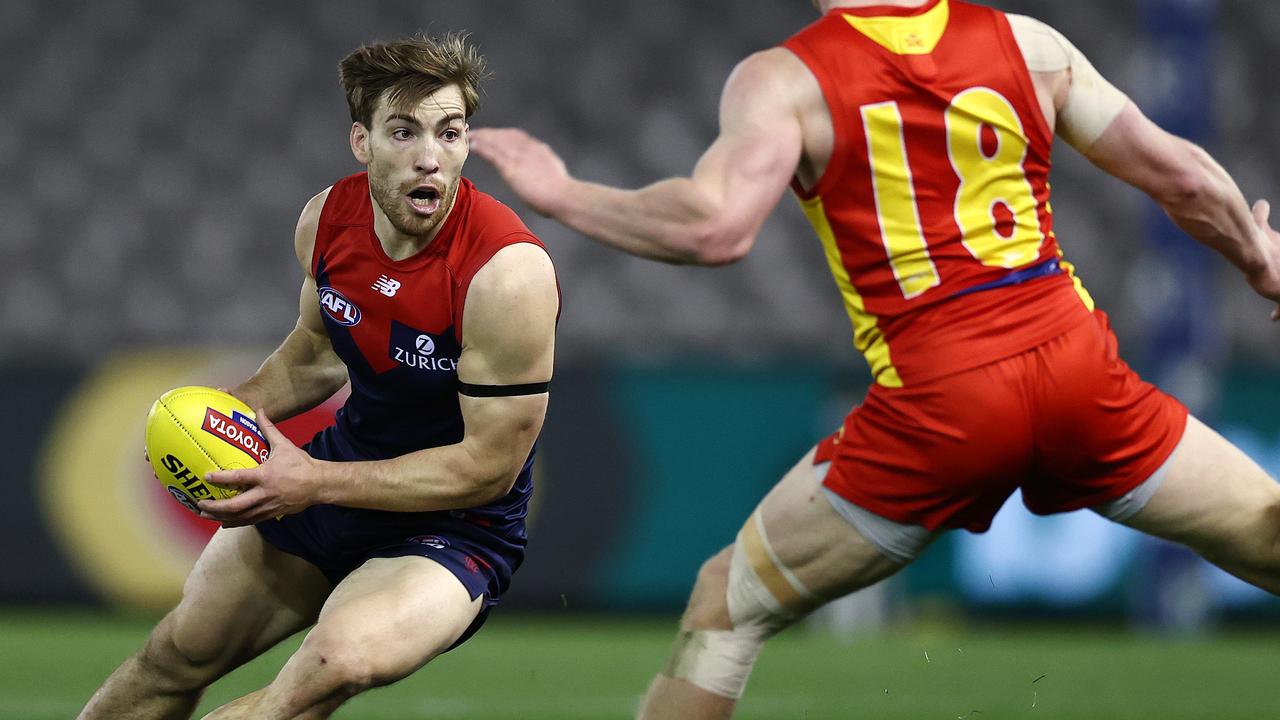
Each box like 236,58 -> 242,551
1086,110 -> 1280,310
201,242 -> 557,525
471,49 -> 810,266
1013,14 -> 1280,315
228,188 -> 350,417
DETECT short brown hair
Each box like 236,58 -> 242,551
338,32 -> 487,127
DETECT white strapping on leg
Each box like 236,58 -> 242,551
667,513 -> 815,699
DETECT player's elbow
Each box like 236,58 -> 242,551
1157,168 -> 1212,211
471,468 -> 519,505
1152,144 -> 1218,212
688,225 -> 754,266
460,445 -> 524,506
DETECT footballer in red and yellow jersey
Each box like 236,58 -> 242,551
785,0 -> 1094,388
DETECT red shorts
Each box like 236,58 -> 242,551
816,312 -> 1188,533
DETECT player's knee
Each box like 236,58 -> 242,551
665,540 -> 804,700
683,548 -> 733,630
138,615 -> 227,690
1191,495 -> 1280,583
1245,495 -> 1280,570
289,631 -> 383,704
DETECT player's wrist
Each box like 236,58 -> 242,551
540,175 -> 582,220
302,457 -> 333,506
223,382 -> 264,413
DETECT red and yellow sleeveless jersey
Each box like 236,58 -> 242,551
783,0 -> 1095,387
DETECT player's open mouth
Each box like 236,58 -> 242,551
406,186 -> 441,215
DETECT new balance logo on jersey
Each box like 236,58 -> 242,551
372,275 -> 401,297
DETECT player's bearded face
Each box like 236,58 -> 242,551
361,86 -> 469,240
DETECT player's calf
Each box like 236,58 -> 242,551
666,512 -> 819,700
78,614 -> 230,720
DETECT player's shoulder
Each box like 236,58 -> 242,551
450,178 -> 555,293
473,242 -> 556,294
464,241 -> 558,340
734,47 -> 811,88
1003,13 -> 1075,73
723,47 -> 815,114
461,178 -> 538,239
454,179 -> 550,264
294,173 -> 373,270
293,185 -> 334,271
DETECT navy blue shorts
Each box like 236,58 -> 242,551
255,428 -> 528,649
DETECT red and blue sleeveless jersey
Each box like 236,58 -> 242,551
783,0 -> 1095,387
311,172 -> 548,519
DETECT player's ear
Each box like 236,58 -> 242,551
350,122 -> 371,164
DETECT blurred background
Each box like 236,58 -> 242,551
4,0 -> 1280,717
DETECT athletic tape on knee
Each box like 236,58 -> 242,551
729,511 -> 818,627
668,513 -> 816,699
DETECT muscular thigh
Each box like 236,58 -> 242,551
294,556 -> 483,684
1122,415 -> 1280,564
750,448 -> 931,609
164,526 -> 330,667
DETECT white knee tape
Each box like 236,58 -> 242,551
726,521 -> 807,631
667,516 -> 813,699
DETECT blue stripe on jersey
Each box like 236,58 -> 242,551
950,258 -> 1061,299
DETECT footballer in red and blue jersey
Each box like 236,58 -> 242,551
81,38 -> 561,719
256,171 -> 552,645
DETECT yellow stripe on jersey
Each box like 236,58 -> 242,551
1045,183 -> 1096,311
1057,250 -> 1096,311
862,101 -> 942,298
843,0 -> 950,56
798,195 -> 904,388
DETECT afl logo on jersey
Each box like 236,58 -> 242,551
318,287 -> 361,326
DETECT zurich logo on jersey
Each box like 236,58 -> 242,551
318,287 -> 361,326
389,321 -> 459,373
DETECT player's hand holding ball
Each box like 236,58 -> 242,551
199,406 -> 320,527
146,386 -> 266,514
145,385 -> 319,527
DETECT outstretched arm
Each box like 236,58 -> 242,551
201,242 -> 558,524
1081,106 -> 1280,312
1014,14 -> 1280,315
470,49 -> 807,266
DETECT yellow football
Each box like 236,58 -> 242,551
145,386 -> 269,514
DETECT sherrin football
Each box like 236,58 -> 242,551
145,386 -> 270,514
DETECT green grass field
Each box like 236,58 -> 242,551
3,611 -> 1278,719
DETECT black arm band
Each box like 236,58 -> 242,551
458,381 -> 550,398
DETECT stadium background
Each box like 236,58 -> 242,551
4,0 -> 1280,717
